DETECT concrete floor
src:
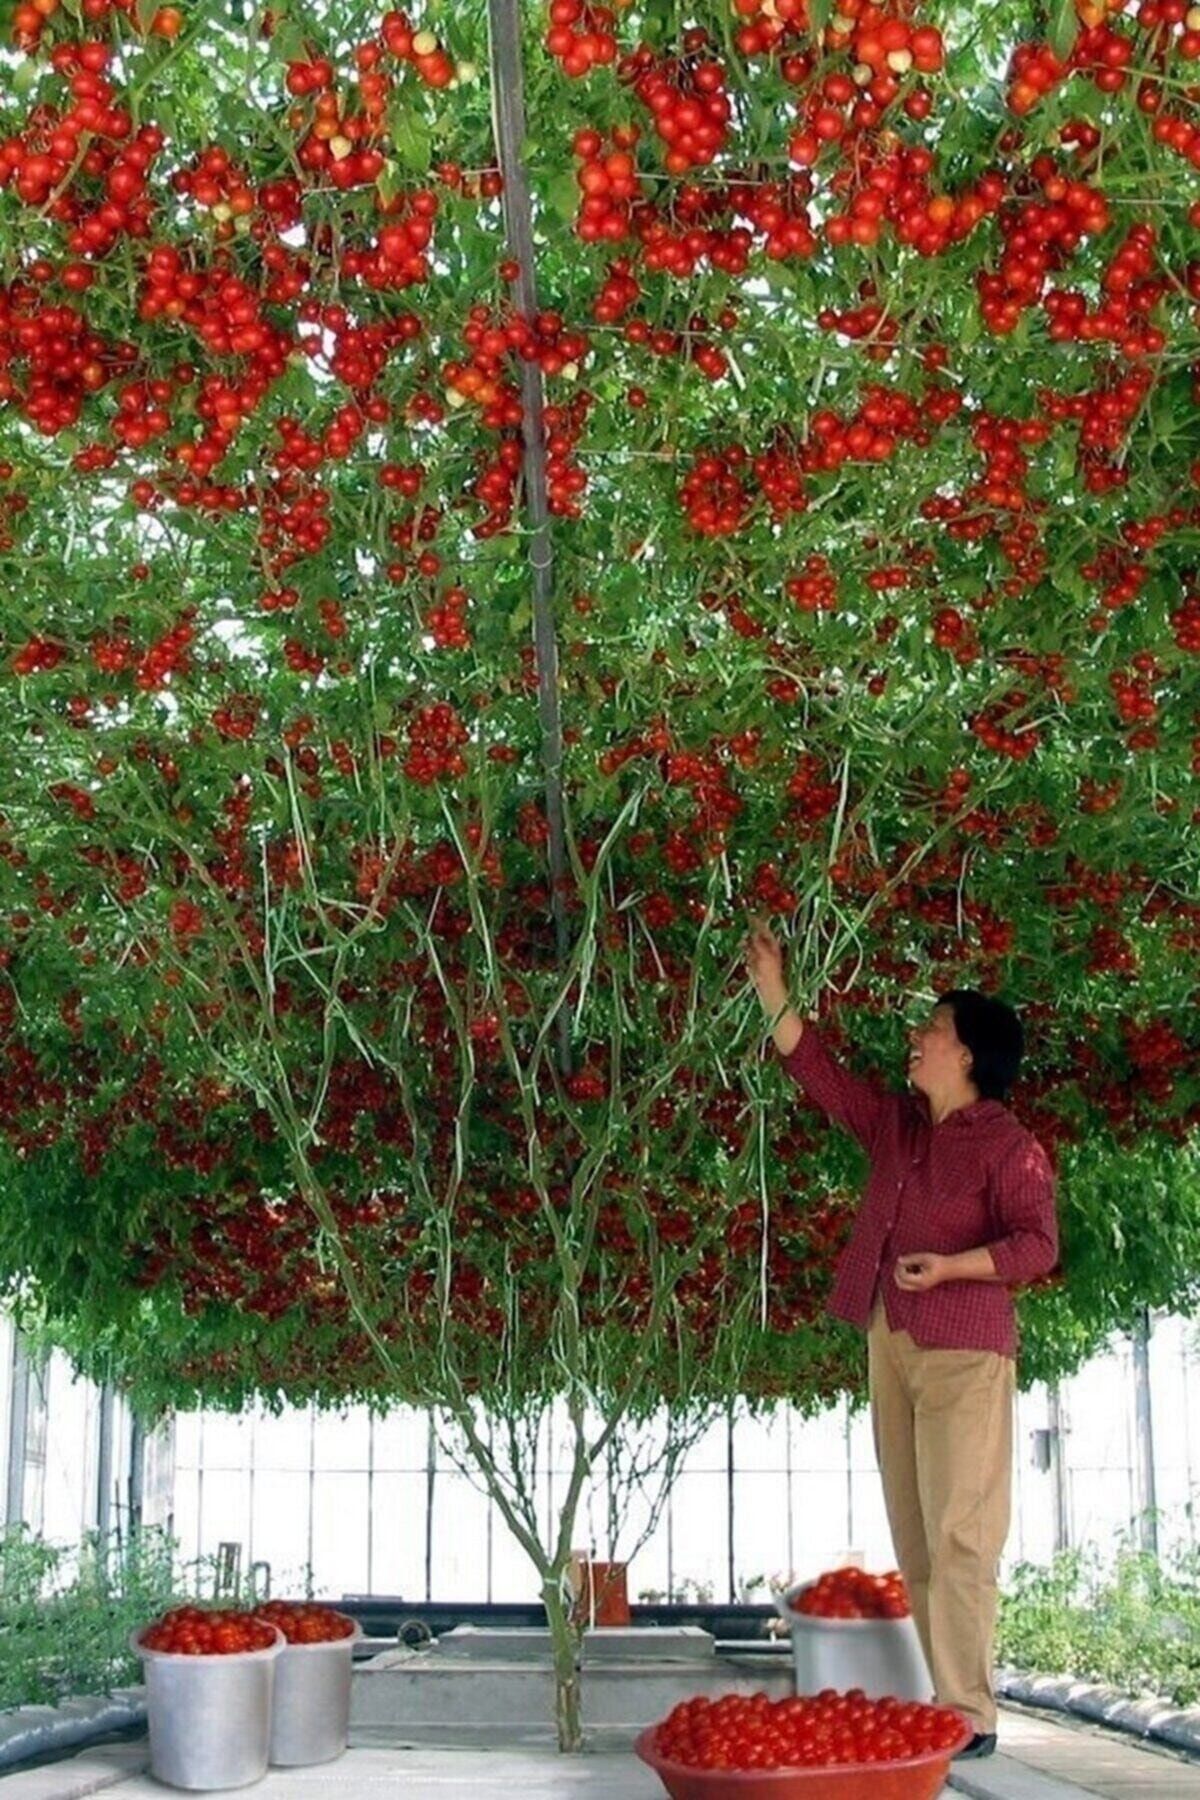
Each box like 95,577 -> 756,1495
7,1708 -> 1200,1800
966,1705 -> 1200,1799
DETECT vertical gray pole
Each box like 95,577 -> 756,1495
195,1412 -> 205,1578
545,1411 -> 553,1555
306,1404 -> 316,1599
246,1408 -> 256,1572
486,1466 -> 494,1604
424,1414 -> 436,1604
1181,1331 -> 1196,1549
726,1407 -> 736,1604
4,1333 -> 29,1526
844,1399 -> 854,1549
1132,1309 -> 1158,1555
367,1411 -> 375,1597
666,1483 -> 674,1602
96,1383 -> 115,1543
128,1412 -> 145,1534
485,0 -> 571,1074
785,1407 -> 794,1579
1047,1383 -> 1069,1554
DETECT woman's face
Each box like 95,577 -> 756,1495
907,1003 -> 973,1096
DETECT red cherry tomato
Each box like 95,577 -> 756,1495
788,1565 -> 911,1619
253,1600 -> 356,1644
140,1606 -> 277,1655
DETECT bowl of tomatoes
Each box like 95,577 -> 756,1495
253,1600 -> 360,1767
636,1689 -> 970,1800
132,1607 -> 285,1791
774,1569 -> 931,1704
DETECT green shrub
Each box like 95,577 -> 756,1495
0,1524 -> 181,1709
999,1538 -> 1200,1708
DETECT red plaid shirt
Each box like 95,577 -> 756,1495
779,1025 -> 1058,1357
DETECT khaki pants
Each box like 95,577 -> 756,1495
867,1302 -> 1015,1735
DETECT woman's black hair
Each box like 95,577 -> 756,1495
936,990 -> 1025,1100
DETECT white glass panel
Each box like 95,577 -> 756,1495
732,1407 -> 787,1473
199,1411 -> 256,1473
372,1407 -> 432,1471
313,1407 -> 372,1471
250,1470 -> 311,1596
428,1471 -> 491,1600
665,1472 -> 728,1601
368,1471 -> 429,1598
43,1359 -> 95,1544
311,1473 -> 369,1598
250,1406 -> 313,1471
731,1472 -> 790,1594
196,1469 -> 253,1587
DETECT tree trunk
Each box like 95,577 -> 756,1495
542,1575 -> 584,1753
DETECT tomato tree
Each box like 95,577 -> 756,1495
1,0 -> 1200,1748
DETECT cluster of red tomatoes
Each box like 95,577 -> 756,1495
543,0 -> 619,78
140,1607 -> 278,1655
789,1566 -> 910,1620
255,1601 -> 356,1644
620,32 -> 732,175
404,700 -> 469,785
651,1689 -> 964,1772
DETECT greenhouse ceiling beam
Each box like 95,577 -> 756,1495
486,0 -> 572,1073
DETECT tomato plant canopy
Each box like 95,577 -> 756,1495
0,0 -> 1198,1415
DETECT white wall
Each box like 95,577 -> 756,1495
8,1312 -> 1200,1600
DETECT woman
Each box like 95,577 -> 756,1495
746,916 -> 1058,1761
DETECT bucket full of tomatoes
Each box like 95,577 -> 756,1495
254,1600 -> 359,1767
774,1569 -> 932,1704
636,1688 -> 970,1800
132,1607 -> 284,1791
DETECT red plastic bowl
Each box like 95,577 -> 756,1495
633,1723 -> 971,1800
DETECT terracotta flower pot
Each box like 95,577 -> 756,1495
572,1559 -> 631,1627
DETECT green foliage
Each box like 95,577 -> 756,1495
999,1539 -> 1200,1709
0,1526 -> 181,1709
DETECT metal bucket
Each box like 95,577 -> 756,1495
269,1618 -> 358,1767
131,1626 -> 284,1791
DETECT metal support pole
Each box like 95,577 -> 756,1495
486,0 -> 572,1072
424,1413 -> 436,1604
128,1412 -> 145,1535
844,1398 -> 854,1550
784,1407 -> 794,1580
95,1383 -> 115,1544
367,1411 -> 375,1597
1181,1330 -> 1196,1549
306,1403 -> 315,1599
1047,1382 -> 1069,1554
666,1482 -> 674,1601
4,1333 -> 29,1526
1132,1308 -> 1158,1555
726,1406 -> 735,1604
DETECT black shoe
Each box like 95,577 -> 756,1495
953,1732 -> 998,1760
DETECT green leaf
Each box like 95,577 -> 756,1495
376,162 -> 403,208
10,56 -> 39,95
1049,0 -> 1078,62
135,0 -> 158,32
389,102 -> 432,172
268,16 -> 305,61
809,0 -> 833,38
547,169 -> 578,223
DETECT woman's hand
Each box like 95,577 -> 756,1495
894,1253 -> 950,1293
745,914 -> 787,1014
